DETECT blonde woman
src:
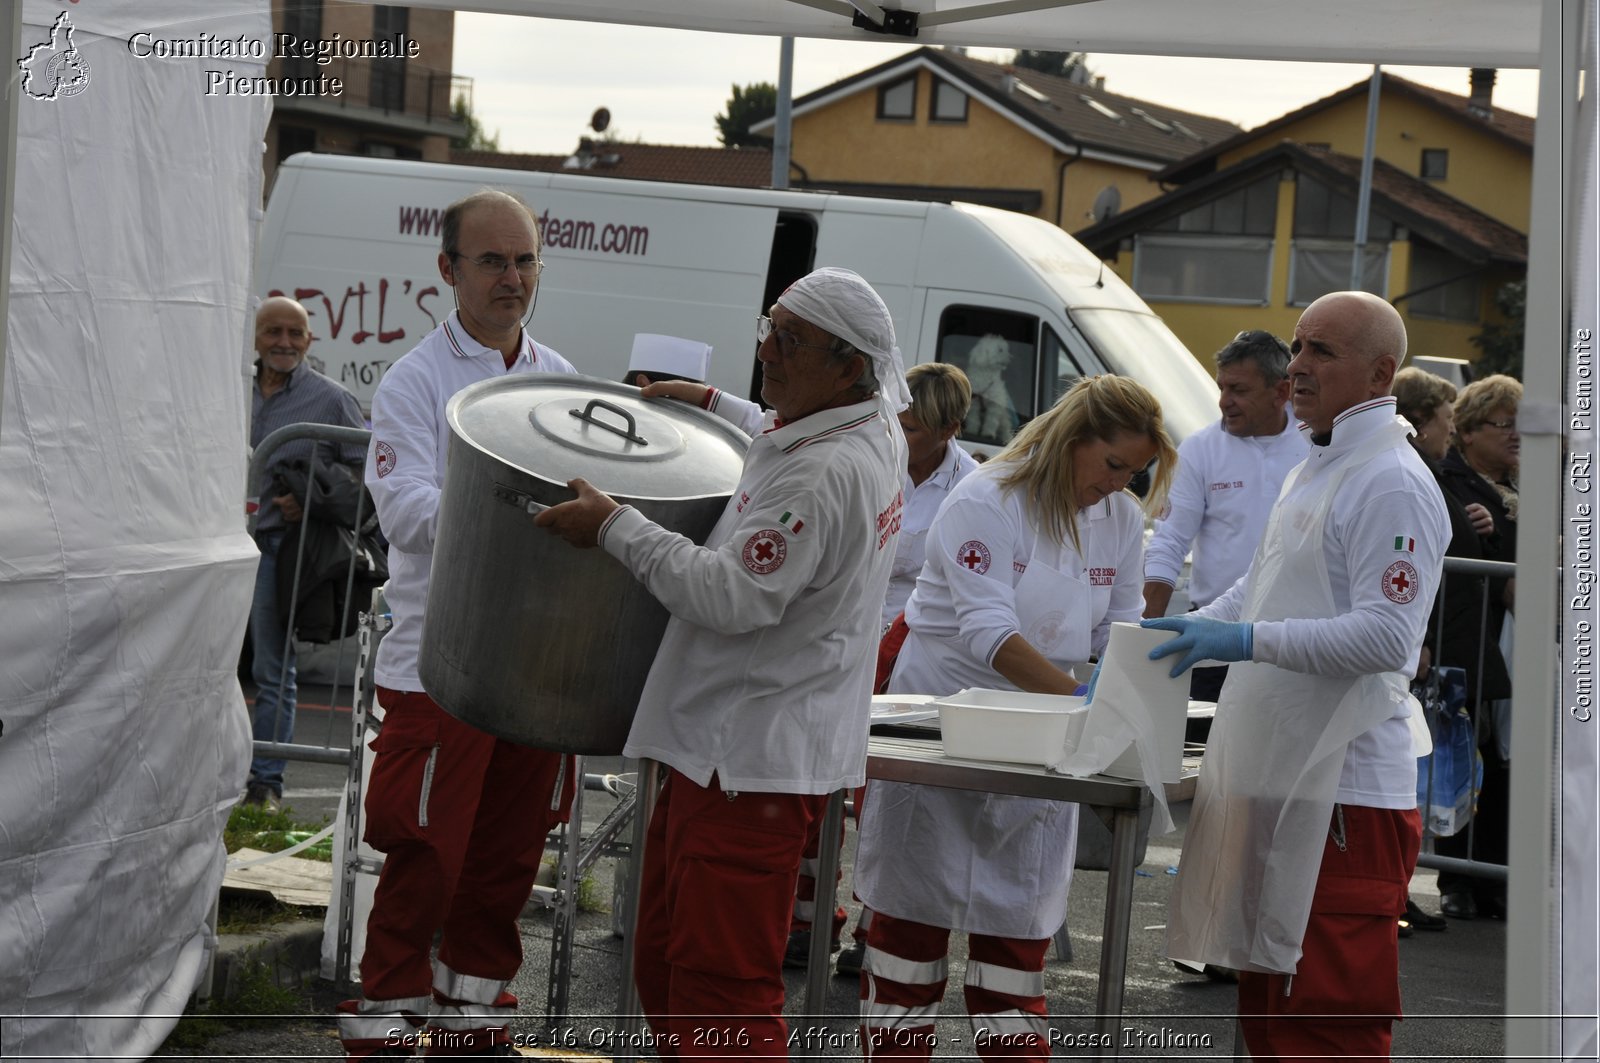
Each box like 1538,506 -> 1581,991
854,375 -> 1176,1061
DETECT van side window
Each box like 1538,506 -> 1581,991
1042,324 -> 1085,407
936,307 -> 1036,447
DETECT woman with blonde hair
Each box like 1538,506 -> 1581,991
854,375 -> 1176,1061
1434,372 -> 1521,921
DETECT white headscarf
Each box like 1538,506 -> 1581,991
776,267 -> 912,418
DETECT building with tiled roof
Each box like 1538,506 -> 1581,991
1073,70 -> 1533,372
1156,70 -> 1533,232
451,141 -> 774,188
748,46 -> 1239,229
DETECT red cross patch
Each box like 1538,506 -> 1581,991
1382,559 -> 1419,604
957,539 -> 992,575
374,441 -> 397,479
742,529 -> 787,575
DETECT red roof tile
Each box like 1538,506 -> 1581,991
450,143 -> 773,188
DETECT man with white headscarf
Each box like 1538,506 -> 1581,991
538,267 -> 908,1056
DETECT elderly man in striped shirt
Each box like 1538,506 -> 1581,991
245,295 -> 366,811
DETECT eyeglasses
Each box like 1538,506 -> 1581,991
756,315 -> 835,358
1483,419 -> 1518,432
451,252 -> 544,278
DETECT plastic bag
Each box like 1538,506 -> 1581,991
1413,666 -> 1482,836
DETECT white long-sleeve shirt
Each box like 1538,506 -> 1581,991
1144,412 -> 1308,607
903,461 -> 1147,681
365,311 -> 578,690
601,400 -> 903,793
700,386 -> 766,436
882,442 -> 980,628
1198,398 -> 1448,806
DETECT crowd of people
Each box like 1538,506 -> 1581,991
241,186 -> 1520,1061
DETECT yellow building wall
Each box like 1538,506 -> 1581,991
1105,176 -> 1509,376
789,68 -> 1164,230
1215,90 -> 1530,233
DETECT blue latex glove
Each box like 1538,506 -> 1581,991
1140,616 -> 1253,678
1079,658 -> 1104,703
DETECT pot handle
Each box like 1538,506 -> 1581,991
569,398 -> 648,446
492,483 -> 550,515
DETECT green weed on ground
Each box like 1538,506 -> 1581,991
219,803 -> 333,933
541,855 -> 610,915
225,801 -> 333,861
158,960 -> 311,1054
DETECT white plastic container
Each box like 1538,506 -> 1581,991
934,688 -> 1089,766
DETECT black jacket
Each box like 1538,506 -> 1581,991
270,459 -> 388,643
1427,450 -> 1512,706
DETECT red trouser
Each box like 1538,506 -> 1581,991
1237,805 -> 1423,1063
633,769 -> 828,1060
339,688 -> 576,1059
860,911 -> 1050,1062
790,785 -> 868,941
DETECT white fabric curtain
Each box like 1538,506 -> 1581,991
0,2 -> 268,1058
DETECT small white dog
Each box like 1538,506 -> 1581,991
963,333 -> 1019,440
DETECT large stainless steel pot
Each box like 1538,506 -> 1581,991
421,374 -> 748,753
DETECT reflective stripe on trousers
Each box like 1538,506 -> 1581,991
861,910 -> 1050,1062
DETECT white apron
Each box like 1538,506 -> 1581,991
1166,416 -> 1413,975
855,540 -> 1087,939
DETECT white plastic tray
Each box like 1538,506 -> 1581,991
934,688 -> 1088,766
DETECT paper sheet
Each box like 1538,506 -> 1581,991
1050,622 -> 1188,833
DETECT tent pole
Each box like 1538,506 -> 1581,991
1350,66 -> 1380,291
772,36 -> 794,190
1504,0 -> 1580,1055
0,1 -> 20,430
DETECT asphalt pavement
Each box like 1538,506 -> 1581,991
180,690 -> 1508,1060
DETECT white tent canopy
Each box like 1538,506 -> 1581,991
407,0 -> 1546,67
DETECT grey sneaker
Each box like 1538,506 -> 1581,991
242,782 -> 281,813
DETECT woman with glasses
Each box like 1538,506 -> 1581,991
854,375 -> 1175,1061
1432,372 -> 1521,921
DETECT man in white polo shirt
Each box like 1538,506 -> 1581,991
1142,329 -> 1307,703
339,189 -> 580,1060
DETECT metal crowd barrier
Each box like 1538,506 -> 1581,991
245,422 -> 377,768
1414,553 -> 1517,888
244,423 -> 638,1021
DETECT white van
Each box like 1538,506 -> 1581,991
257,153 -> 1218,453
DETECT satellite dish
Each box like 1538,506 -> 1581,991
590,107 -> 611,134
1090,185 -> 1121,224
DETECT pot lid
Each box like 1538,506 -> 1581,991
447,373 -> 749,500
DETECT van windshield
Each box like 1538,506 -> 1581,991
1069,308 -> 1220,442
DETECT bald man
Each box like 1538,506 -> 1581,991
245,296 -> 366,810
1144,292 -> 1449,1060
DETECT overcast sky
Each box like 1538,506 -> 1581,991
451,14 -> 1540,156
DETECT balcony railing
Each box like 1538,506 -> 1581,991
269,53 -> 471,128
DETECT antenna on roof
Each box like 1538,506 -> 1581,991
590,107 -> 611,134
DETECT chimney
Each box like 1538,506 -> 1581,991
1094,75 -> 1105,91
1001,74 -> 1017,95
1468,67 -> 1496,118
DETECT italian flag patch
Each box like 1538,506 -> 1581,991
1393,536 -> 1414,552
779,511 -> 805,534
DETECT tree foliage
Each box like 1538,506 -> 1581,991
1470,279 -> 1526,379
717,82 -> 777,148
451,93 -> 501,152
1011,50 -> 1092,83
